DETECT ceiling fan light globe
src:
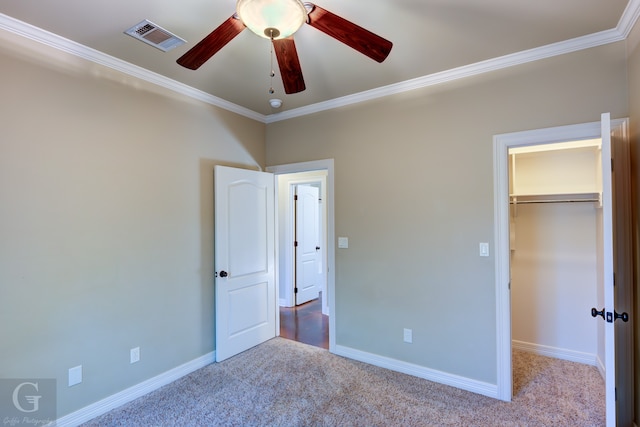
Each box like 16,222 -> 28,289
236,0 -> 307,39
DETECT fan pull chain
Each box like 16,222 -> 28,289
268,30 -> 276,95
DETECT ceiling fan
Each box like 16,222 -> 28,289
176,0 -> 393,94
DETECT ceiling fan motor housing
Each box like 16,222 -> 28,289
236,0 -> 308,39
177,1 -> 392,96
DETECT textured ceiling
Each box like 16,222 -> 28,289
0,0 -> 633,117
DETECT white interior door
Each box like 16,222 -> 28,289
295,184 -> 321,305
598,112 -> 633,426
597,113 -> 616,426
214,165 -> 276,362
608,115 -> 634,426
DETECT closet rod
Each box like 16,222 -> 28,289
509,198 -> 599,204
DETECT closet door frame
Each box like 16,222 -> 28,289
492,116 -> 628,406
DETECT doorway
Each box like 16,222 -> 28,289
267,159 -> 335,352
493,115 -> 633,426
495,118 -> 609,401
509,139 -> 602,368
279,296 -> 329,349
276,173 -> 328,311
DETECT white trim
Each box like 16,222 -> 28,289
512,340 -> 598,366
618,0 -> 640,38
0,14 -> 264,123
266,28 -> 625,123
2,0 -> 640,124
53,351 -> 215,427
277,176 -> 327,310
597,354 -> 606,380
493,132 -> 512,402
334,345 -> 498,399
267,159 -> 335,351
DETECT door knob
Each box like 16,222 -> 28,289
219,270 -> 228,278
615,311 -> 629,322
591,307 -> 605,320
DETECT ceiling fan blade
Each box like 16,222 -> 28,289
177,15 -> 245,70
306,4 -> 392,63
273,37 -> 306,94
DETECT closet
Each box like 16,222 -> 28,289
509,139 -> 602,364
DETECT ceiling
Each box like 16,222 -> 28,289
0,0 -> 635,119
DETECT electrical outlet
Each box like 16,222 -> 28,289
403,328 -> 413,343
130,347 -> 140,364
68,365 -> 82,387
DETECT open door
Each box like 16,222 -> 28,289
214,165 -> 276,362
295,184 -> 321,305
602,114 -> 634,426
597,113 -> 617,426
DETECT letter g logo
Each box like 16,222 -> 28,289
12,382 -> 41,413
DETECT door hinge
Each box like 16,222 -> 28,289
294,195 -> 298,201
294,287 -> 298,294
294,241 -> 298,247
615,387 -> 617,401
611,158 -> 614,172
613,273 -> 616,287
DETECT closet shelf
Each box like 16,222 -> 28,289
510,192 -> 601,205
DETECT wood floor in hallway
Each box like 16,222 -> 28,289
279,296 -> 329,349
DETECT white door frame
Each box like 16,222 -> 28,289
281,178 -> 327,309
493,118 -> 625,402
267,159 -> 336,352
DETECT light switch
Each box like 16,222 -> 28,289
338,237 -> 349,249
479,242 -> 489,257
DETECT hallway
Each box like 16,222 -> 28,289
279,297 -> 328,349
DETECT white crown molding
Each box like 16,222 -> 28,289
618,0 -> 640,38
0,13 -> 265,123
2,0 -> 640,125
267,0 -> 640,123
266,28 -> 625,123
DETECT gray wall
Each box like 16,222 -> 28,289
266,42 -> 629,384
1,16 -> 638,420
0,29 -> 264,417
511,202 -> 598,358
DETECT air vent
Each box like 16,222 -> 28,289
125,20 -> 186,52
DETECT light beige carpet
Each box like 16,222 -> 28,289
82,337 -> 604,426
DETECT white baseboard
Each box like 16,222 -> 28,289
333,345 -> 498,399
512,340 -> 597,366
595,354 -> 605,380
54,351 -> 215,427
